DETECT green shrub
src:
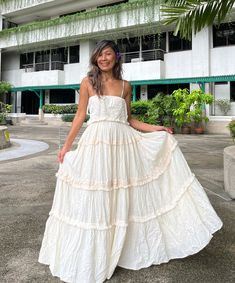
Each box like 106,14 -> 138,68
61,114 -> 90,123
227,119 -> 235,142
61,114 -> 75,122
42,104 -> 78,114
131,100 -> 152,115
131,100 -> 159,124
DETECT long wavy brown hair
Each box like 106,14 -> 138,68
87,40 -> 123,96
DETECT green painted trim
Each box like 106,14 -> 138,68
39,89 -> 43,109
30,89 -> 40,97
11,84 -> 80,92
130,74 -> 235,85
199,82 -> 205,92
132,85 -> 137,102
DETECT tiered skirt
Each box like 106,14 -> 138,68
38,121 -> 223,283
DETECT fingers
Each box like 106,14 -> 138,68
164,127 -> 173,134
57,151 -> 64,163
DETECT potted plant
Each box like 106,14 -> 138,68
0,81 -> 12,101
172,88 -> 192,134
227,119 -> 235,143
187,89 -> 213,134
0,102 -> 12,125
162,94 -> 176,133
151,93 -> 176,132
172,88 -> 213,134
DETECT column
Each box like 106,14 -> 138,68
16,91 -> 22,113
79,40 -> 96,80
192,27 -> 210,77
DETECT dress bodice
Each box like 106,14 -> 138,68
87,95 -> 129,125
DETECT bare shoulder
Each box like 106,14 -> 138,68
123,80 -> 132,98
80,77 -> 94,95
80,76 -> 90,87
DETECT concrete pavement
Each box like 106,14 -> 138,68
0,125 -> 234,283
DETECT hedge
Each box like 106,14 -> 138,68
42,104 -> 78,114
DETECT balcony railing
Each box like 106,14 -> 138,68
1,0 -> 52,14
23,61 -> 66,72
121,49 -> 165,63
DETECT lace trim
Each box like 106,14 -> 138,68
49,174 -> 195,230
55,140 -> 178,191
77,136 -> 142,146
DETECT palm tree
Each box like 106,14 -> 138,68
161,0 -> 235,39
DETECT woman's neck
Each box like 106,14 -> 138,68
101,71 -> 114,82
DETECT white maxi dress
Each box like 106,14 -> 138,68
38,87 -> 223,283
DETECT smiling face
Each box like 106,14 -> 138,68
96,47 -> 117,73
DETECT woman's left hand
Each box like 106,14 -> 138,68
154,125 -> 173,134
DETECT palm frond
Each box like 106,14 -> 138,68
161,0 -> 235,40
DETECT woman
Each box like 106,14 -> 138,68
38,40 -> 222,283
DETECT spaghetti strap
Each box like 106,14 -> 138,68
120,80 -> 125,98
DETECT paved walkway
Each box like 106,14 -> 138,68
0,139 -> 49,161
0,125 -> 234,283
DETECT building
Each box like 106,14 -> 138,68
0,0 -> 235,131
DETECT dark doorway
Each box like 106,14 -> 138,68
21,91 -> 40,114
50,89 -> 75,104
147,83 -> 190,99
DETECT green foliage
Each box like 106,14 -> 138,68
131,93 -> 177,126
42,104 -> 78,114
215,99 -> 231,115
172,88 -> 213,128
172,88 -> 192,127
131,100 -> 152,115
0,0 -> 159,40
0,102 -> 12,124
61,114 -> 90,123
131,100 -> 156,124
61,114 -> 75,122
151,92 -> 176,126
0,81 -> 12,96
227,119 -> 235,143
162,0 -> 235,40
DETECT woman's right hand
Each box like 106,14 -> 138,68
57,147 -> 69,163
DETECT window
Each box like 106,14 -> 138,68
50,89 -> 75,104
20,53 -> 34,69
168,32 -> 192,52
230,81 -> 235,101
69,45 -> 80,63
51,47 -> 68,70
213,22 -> 235,47
35,50 -> 50,71
117,37 -> 140,53
142,33 -> 166,61
117,37 -> 140,62
214,81 -> 228,85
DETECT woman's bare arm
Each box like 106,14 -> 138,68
125,82 -> 172,133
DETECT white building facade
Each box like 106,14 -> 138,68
0,0 -> 235,130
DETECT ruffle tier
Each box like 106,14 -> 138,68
39,123 -> 222,283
